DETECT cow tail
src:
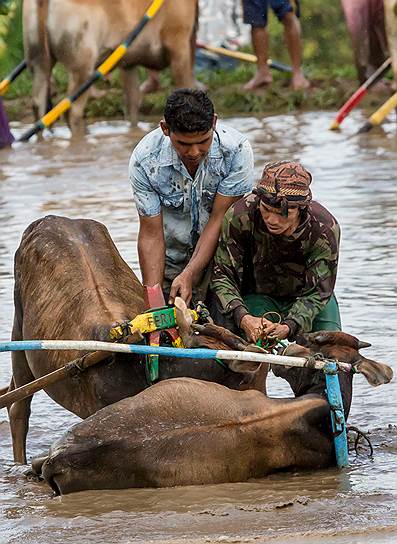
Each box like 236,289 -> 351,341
37,0 -> 52,113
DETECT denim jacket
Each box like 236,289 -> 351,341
129,123 -> 254,283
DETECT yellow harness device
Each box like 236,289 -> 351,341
109,307 -> 199,342
109,284 -> 201,384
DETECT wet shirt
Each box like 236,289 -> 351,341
129,124 -> 254,283
211,195 -> 340,335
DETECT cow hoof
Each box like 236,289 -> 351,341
24,467 -> 45,482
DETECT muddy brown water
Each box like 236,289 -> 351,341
0,113 -> 396,544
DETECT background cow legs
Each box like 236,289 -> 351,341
120,66 -> 141,127
30,61 -> 54,135
66,59 -> 96,139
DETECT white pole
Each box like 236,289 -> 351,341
0,340 -> 352,373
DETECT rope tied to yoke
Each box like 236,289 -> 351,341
255,311 -> 283,350
347,426 -> 374,457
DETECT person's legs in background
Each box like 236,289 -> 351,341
272,0 -> 309,89
242,0 -> 273,90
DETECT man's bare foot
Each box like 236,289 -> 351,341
243,72 -> 273,90
140,75 -> 162,94
292,71 -> 310,91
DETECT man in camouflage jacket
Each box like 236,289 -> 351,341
209,160 -> 341,343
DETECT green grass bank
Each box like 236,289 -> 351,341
0,0 -> 390,122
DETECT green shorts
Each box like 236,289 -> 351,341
243,293 -> 341,332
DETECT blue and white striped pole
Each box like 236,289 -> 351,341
0,339 -> 350,467
324,361 -> 349,468
0,339 -> 352,371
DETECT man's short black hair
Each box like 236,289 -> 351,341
163,89 -> 214,133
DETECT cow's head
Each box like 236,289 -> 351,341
174,297 -> 268,392
288,331 -> 394,386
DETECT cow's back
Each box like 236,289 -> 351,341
12,215 -> 146,416
42,0 -> 198,70
23,0 -> 197,137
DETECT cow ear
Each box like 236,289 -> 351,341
312,333 -> 331,345
354,356 -> 394,386
174,297 -> 194,347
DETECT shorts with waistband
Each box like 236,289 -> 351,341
242,0 -> 300,27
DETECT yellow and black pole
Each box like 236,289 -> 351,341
196,42 -> 292,73
0,59 -> 27,96
18,0 -> 165,142
357,89 -> 397,134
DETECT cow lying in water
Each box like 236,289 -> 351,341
34,331 -> 393,495
9,215 -> 267,464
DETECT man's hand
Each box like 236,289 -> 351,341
268,323 -> 290,340
240,315 -> 290,342
169,270 -> 193,305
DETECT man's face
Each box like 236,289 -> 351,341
259,201 -> 301,236
160,117 -> 216,170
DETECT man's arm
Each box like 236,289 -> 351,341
283,225 -> 340,337
137,214 -> 165,287
130,149 -> 164,287
209,205 -> 248,317
168,193 -> 240,304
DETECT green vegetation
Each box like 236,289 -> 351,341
0,0 -> 386,122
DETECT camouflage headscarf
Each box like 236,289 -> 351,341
253,160 -> 312,217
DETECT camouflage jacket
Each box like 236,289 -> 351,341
210,194 -> 340,335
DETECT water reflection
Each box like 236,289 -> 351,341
0,112 -> 396,543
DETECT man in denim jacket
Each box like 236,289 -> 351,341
129,89 -> 254,304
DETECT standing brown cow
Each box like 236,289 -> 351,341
23,0 -> 198,137
8,215 -> 267,465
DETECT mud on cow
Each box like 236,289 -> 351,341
23,0 -> 198,137
35,331 -> 393,495
8,215 -> 268,464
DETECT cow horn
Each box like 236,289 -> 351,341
357,340 -> 371,349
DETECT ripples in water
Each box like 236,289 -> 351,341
0,111 -> 396,543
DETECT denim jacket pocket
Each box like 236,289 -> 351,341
159,192 -> 184,211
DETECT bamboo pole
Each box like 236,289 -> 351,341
329,58 -> 391,130
196,42 -> 292,73
0,339 -> 352,410
357,88 -> 397,133
0,60 -> 27,96
0,350 -> 109,409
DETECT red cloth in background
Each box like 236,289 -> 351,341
341,0 -> 388,83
